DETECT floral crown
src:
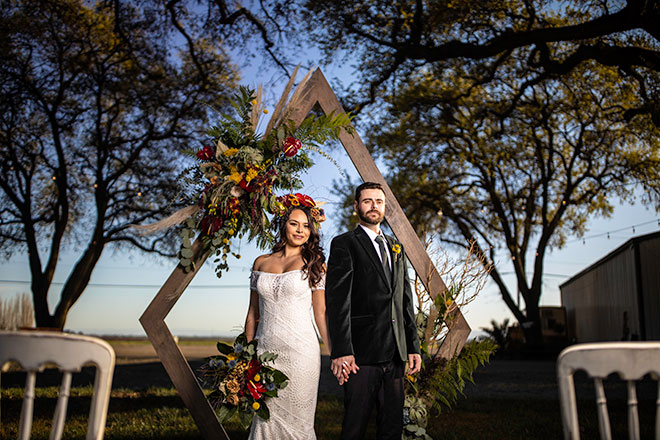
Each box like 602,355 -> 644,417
273,193 -> 326,226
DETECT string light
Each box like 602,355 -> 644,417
568,218 -> 659,244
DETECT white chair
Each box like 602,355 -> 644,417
557,342 -> 660,440
0,331 -> 115,440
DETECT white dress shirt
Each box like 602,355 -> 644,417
358,223 -> 392,272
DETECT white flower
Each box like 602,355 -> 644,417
230,185 -> 245,197
216,139 -> 229,158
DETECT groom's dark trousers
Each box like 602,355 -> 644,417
326,226 -> 420,440
341,359 -> 405,439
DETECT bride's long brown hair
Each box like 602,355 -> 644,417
271,207 -> 325,288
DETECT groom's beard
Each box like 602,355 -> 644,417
357,207 -> 384,225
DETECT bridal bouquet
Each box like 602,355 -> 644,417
199,333 -> 289,428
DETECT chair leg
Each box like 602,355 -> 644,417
50,371 -> 72,440
18,371 -> 36,440
595,378 -> 612,440
627,381 -> 639,440
655,379 -> 660,440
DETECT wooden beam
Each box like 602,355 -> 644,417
140,67 -> 471,439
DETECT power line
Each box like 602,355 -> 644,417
0,279 -> 248,289
498,271 -> 570,279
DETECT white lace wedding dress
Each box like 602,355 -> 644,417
248,269 -> 323,440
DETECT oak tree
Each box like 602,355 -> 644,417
340,53 -> 660,346
0,0 -> 237,329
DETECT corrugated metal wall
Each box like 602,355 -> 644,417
640,235 -> 660,339
561,245 -> 640,342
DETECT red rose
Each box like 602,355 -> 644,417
196,145 -> 214,161
282,137 -> 301,157
296,193 -> 315,208
239,179 -> 254,192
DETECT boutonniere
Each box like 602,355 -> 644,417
391,243 -> 402,262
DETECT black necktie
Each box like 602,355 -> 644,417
375,235 -> 391,278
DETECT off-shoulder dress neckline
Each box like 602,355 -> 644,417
252,269 -> 304,276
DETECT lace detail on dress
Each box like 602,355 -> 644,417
248,270 -> 320,440
311,273 -> 326,291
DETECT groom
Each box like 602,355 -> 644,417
326,181 -> 421,439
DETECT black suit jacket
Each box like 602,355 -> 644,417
325,226 -> 421,364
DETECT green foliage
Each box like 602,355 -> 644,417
198,332 -> 289,429
481,318 -> 511,351
404,338 -> 495,439
178,85 -> 353,277
298,0 -> 660,126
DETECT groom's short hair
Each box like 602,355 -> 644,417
355,182 -> 384,202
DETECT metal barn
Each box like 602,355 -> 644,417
560,230 -> 660,342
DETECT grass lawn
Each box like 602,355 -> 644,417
2,386 -> 656,439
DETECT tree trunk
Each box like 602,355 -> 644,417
521,302 -> 544,349
30,243 -> 105,331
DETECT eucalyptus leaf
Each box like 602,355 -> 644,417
238,409 -> 253,430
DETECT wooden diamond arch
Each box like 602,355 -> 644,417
139,68 -> 471,439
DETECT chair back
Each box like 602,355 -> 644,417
0,331 -> 115,440
557,342 -> 660,440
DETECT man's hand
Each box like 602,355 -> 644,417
331,355 -> 359,385
407,353 -> 422,375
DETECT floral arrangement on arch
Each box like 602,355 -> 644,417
135,66 -> 353,276
198,333 -> 288,429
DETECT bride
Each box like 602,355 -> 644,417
244,201 -> 330,439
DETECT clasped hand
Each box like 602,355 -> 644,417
331,353 -> 422,385
331,355 -> 358,385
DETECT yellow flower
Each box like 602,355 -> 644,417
226,352 -> 238,360
273,201 -> 287,215
223,238 -> 229,244
263,109 -> 268,114
254,374 -> 261,382
392,244 -> 401,255
228,229 -> 235,235
251,99 -> 257,105
407,374 -> 416,383
245,168 -> 259,183
228,166 -> 243,184
252,401 -> 260,410
290,198 -> 300,206
223,148 -> 239,157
